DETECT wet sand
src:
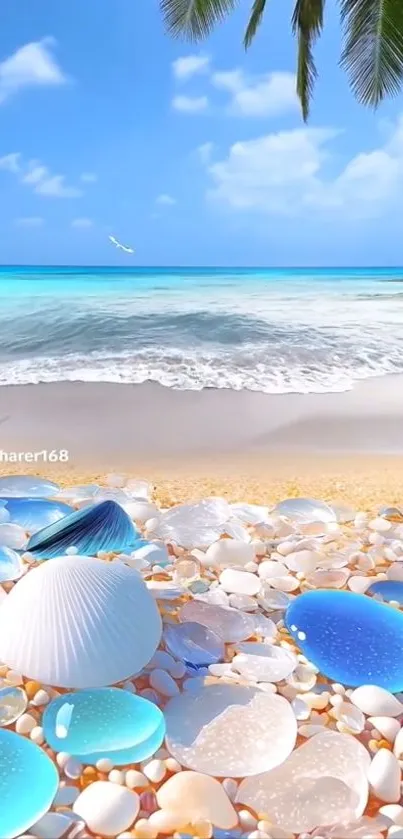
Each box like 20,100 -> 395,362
0,376 -> 401,510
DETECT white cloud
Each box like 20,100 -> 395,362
72,217 -> 93,228
211,69 -> 298,117
156,193 -> 176,206
14,216 -> 44,227
206,116 -> 403,219
172,94 -> 208,113
0,153 -> 83,198
0,37 -> 67,104
196,142 -> 214,164
172,54 -> 210,81
0,153 -> 21,173
80,172 -> 97,183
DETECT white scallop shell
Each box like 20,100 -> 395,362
0,556 -> 162,688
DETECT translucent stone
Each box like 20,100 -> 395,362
124,479 -> 151,499
0,686 -> 27,726
0,523 -> 27,550
219,568 -> 261,596
172,556 -> 201,585
305,568 -> 350,589
0,475 -> 60,498
27,500 -> 139,559
205,539 -> 255,568
43,688 -> 165,765
2,498 -> 73,534
232,642 -> 297,682
0,729 -> 59,837
237,731 -> 370,832
273,498 -> 336,524
57,484 -> 100,500
258,587 -> 292,611
252,613 -> 277,638
164,682 -> 297,777
179,600 -> 255,643
230,503 -> 271,524
286,590 -> 403,691
330,503 -> 357,523
164,621 -> 225,668
367,581 -> 403,604
0,546 -> 22,582
154,499 -> 232,549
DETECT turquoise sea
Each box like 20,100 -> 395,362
1,265 -> 403,394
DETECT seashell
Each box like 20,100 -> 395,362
350,686 -> 403,718
2,497 -> 73,534
0,475 -> 60,498
0,555 -> 162,687
27,500 -> 139,558
0,546 -> 23,582
0,729 -> 59,838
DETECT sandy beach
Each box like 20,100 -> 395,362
0,376 -> 402,510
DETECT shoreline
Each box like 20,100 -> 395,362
0,376 -> 401,510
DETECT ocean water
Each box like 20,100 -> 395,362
1,265 -> 403,394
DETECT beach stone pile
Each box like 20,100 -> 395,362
1,475 -> 403,838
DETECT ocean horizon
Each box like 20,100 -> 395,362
1,264 -> 403,395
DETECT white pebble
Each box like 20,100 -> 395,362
148,810 -> 184,833
32,689 -> 50,707
379,805 -> 403,825
30,725 -> 44,745
142,759 -> 166,783
165,757 -> 182,773
222,778 -> 238,801
109,769 -> 125,784
219,568 -> 261,596
368,717 -> 401,743
149,668 -> 180,697
56,751 -> 71,769
394,727 -> 403,758
73,781 -> 140,837
133,820 -> 158,838
15,712 -> 36,735
96,757 -> 114,773
351,685 -> 403,717
238,809 -> 258,830
125,770 -> 149,789
64,757 -> 83,779
368,749 -> 401,803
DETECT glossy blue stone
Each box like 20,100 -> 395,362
27,500 -> 139,559
1,498 -> 73,534
43,687 -> 165,765
164,621 -> 225,669
367,580 -> 403,604
0,546 -> 22,582
0,728 -> 59,838
0,476 -> 60,499
285,589 -> 403,691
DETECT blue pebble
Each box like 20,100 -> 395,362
2,498 -> 73,534
0,476 -> 60,498
164,621 -> 225,669
0,729 -> 59,838
367,580 -> 403,604
285,589 -> 403,691
43,687 -> 165,765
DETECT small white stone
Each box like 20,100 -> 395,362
96,757 -> 114,773
165,757 -> 182,773
222,778 -> 238,801
379,805 -> 403,825
73,781 -> 140,837
368,749 -> 401,802
156,771 -> 238,830
125,770 -> 149,789
205,540 -> 255,568
132,819 -> 158,838
31,689 -> 50,707
149,668 -> 180,697
238,810 -> 258,830
148,810 -> 184,833
109,769 -> 125,784
368,717 -> 401,743
30,725 -> 44,745
56,751 -> 71,769
15,712 -> 36,735
351,686 -> 403,717
258,560 -> 287,579
219,568 -> 261,596
142,759 -> 166,783
394,728 -> 403,758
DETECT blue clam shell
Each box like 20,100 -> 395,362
286,589 -> 403,692
1,498 -> 73,534
27,500 -> 139,559
367,580 -> 403,604
0,729 -> 59,838
0,546 -> 22,582
43,688 -> 165,765
0,476 -> 60,498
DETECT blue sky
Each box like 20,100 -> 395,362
0,0 -> 402,266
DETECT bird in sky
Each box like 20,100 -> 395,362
108,235 -> 134,254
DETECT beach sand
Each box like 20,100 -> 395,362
0,376 -> 402,511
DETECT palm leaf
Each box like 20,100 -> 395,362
340,0 -> 403,107
292,0 -> 325,120
160,0 -> 238,40
244,0 -> 268,48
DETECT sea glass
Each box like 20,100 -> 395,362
273,497 -> 336,524
43,688 -> 165,765
0,546 -> 22,582
286,589 -> 403,691
164,621 -> 224,668
0,686 -> 27,726
0,729 -> 59,838
232,641 -> 297,682
2,498 -> 72,534
154,498 -> 231,549
367,580 -> 403,604
180,599 -> 255,643
27,500 -> 139,558
0,475 -> 60,498
164,682 -> 297,777
237,731 -> 370,833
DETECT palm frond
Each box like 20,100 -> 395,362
160,0 -> 238,40
340,0 -> 403,107
292,0 -> 325,120
244,0 -> 268,49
